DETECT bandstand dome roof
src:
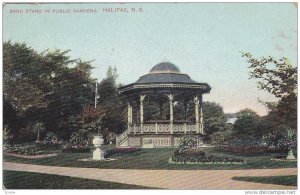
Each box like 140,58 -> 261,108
149,62 -> 180,73
136,62 -> 196,84
118,62 -> 211,95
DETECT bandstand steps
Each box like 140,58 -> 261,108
118,137 -> 128,147
116,129 -> 129,147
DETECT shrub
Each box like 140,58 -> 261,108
210,130 -> 236,145
61,131 -> 92,153
172,148 -> 206,163
69,131 -> 91,147
262,128 -> 297,152
227,135 -> 265,147
179,135 -> 198,149
35,132 -> 62,149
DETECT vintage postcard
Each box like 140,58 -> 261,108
2,1 -> 298,193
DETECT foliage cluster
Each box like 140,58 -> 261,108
179,135 -> 198,149
233,108 -> 260,135
202,102 -> 228,135
209,129 -> 236,145
35,132 -> 62,149
262,128 -> 297,151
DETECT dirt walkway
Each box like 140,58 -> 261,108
3,162 -> 297,190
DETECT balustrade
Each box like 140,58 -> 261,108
128,123 -> 197,134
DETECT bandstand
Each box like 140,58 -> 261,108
116,62 -> 211,148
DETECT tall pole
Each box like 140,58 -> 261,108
94,80 -> 98,109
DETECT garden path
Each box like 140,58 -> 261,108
3,162 -> 297,190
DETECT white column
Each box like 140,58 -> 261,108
127,102 -> 131,125
127,101 -> 133,133
130,104 -> 133,124
140,95 -> 145,134
194,96 -> 200,133
199,95 -> 204,134
168,94 -> 174,134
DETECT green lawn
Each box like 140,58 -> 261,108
232,175 -> 297,186
3,146 -> 297,170
3,170 -> 158,189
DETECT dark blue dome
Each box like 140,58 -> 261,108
149,62 -> 180,73
135,62 -> 196,84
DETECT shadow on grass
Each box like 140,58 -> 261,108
232,175 -> 297,186
3,170 -> 159,189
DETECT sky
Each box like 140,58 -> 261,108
3,2 -> 298,115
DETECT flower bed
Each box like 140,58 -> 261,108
171,148 -> 244,164
271,158 -> 297,162
6,145 -> 51,156
62,144 -> 90,153
169,158 -> 244,164
105,147 -> 141,158
214,145 -> 287,154
35,132 -> 63,149
35,140 -> 62,149
172,148 -> 205,162
6,153 -> 57,159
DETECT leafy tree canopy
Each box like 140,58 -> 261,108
242,52 -> 297,130
4,41 -> 95,142
233,108 -> 260,135
97,66 -> 126,135
202,102 -> 227,135
242,53 -> 297,98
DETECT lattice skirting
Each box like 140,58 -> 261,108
127,135 -> 204,148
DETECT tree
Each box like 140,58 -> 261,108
3,41 -> 48,143
242,52 -> 297,149
98,66 -> 118,106
202,102 -> 227,135
3,41 -> 48,112
233,108 -> 260,135
67,105 -> 107,146
42,55 -> 95,139
242,52 -> 297,130
3,41 -> 95,142
210,128 -> 236,145
98,66 -> 127,135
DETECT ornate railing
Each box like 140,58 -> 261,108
128,123 -> 197,134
